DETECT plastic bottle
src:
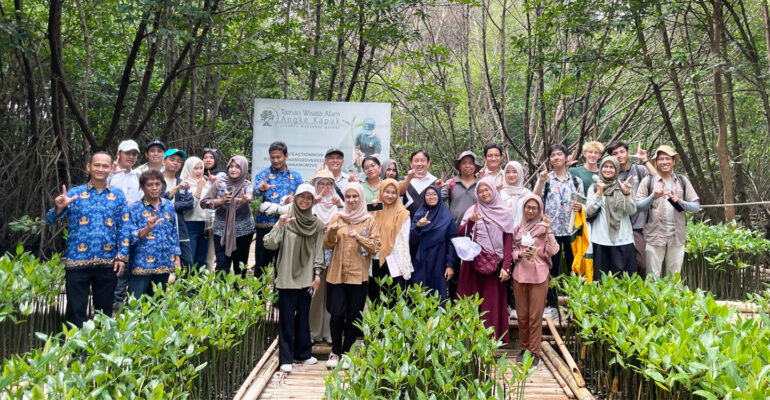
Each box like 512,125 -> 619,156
359,227 -> 368,257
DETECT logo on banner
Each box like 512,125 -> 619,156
260,107 -> 279,126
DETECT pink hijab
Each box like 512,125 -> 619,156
337,183 -> 371,225
514,194 -> 547,243
461,177 -> 515,257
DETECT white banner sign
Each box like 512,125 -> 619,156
252,99 -> 391,181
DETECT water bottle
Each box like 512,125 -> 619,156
217,182 -> 226,198
359,227 -> 368,257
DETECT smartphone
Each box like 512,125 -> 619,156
308,287 -> 315,296
367,203 -> 384,212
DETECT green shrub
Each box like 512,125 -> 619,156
0,247 -> 66,360
0,269 -> 277,399
325,282 -> 535,399
683,219 -> 770,299
559,274 -> 770,399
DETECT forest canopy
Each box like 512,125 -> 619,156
1,0 -> 768,251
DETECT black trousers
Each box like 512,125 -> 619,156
214,233 -> 253,278
128,273 -> 170,298
367,260 -> 407,305
326,282 -> 368,355
65,266 -> 117,328
277,288 -> 313,365
547,235 -> 574,308
254,227 -> 278,279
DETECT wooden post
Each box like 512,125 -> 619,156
545,315 -> 586,387
542,342 -> 596,400
234,338 -> 278,400
541,349 -> 575,398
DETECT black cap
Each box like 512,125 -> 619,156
146,140 -> 166,152
325,148 -> 344,158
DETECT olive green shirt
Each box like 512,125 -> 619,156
263,225 -> 325,289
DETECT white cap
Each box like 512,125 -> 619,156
118,140 -> 140,153
295,183 -> 316,198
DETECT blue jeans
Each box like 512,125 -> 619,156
185,221 -> 208,269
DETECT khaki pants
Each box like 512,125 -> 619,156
645,236 -> 685,278
513,278 -> 549,357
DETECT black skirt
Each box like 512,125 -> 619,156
593,243 -> 636,277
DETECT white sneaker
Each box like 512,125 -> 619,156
326,353 -> 339,368
340,358 -> 350,370
296,356 -> 318,365
510,309 -> 518,320
542,307 -> 559,320
280,364 -> 293,373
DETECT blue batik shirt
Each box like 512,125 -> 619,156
128,198 -> 181,275
254,167 -> 303,228
45,183 -> 131,268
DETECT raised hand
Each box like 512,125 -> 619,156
629,143 -> 648,162
469,205 -> 485,222
435,172 -> 448,188
277,213 -> 296,227
55,185 -> 77,210
666,189 -> 680,203
566,148 -> 579,167
258,174 -> 276,192
621,177 -> 632,195
477,162 -> 487,179
596,181 -> 606,196
331,195 -> 343,207
317,160 -> 328,172
238,191 -> 253,205
205,171 -> 217,183
282,193 -> 294,205
407,169 -> 416,179
539,164 -> 549,180
347,228 -> 359,238
416,210 -> 431,227
653,181 -> 665,198
348,173 -> 358,182
538,214 -> 552,228
146,210 -> 165,230
196,176 -> 207,188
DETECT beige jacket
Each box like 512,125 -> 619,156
323,215 -> 381,285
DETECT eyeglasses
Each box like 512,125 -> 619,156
524,206 -> 540,211
425,192 -> 439,198
317,181 -> 333,187
363,164 -> 378,171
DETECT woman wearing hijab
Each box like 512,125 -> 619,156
323,183 -> 381,368
500,161 -> 532,226
181,156 -> 211,270
511,194 -> 559,365
202,148 -> 222,181
409,185 -> 457,301
456,177 -> 515,342
200,155 -> 254,277
309,169 -> 342,343
586,156 -> 637,276
369,179 -> 412,303
264,184 -> 325,373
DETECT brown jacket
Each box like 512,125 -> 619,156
636,174 -> 699,247
323,215 -> 381,285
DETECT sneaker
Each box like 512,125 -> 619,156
280,364 -> 293,373
532,356 -> 541,366
515,350 -> 525,364
510,309 -> 518,320
295,356 -> 317,365
542,307 -> 559,320
340,358 -> 350,370
326,353 -> 339,368
324,336 -> 333,344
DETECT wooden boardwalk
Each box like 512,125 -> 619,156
257,344 -> 571,399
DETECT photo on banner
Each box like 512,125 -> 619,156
252,99 -> 391,181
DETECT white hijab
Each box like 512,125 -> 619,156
500,161 -> 531,226
312,177 -> 339,224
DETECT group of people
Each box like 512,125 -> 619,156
47,137 -> 699,372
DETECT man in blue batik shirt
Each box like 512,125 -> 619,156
46,152 -> 130,328
254,141 -> 303,278
127,169 -> 181,297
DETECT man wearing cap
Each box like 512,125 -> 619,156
324,148 -> 352,194
636,145 -> 700,278
605,140 -> 657,276
134,140 -> 166,173
162,148 -> 195,272
108,139 -> 143,309
353,118 -> 381,170
441,150 -> 481,300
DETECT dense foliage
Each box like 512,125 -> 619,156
4,0 -> 770,251
325,282 -> 535,399
0,248 -> 66,360
0,266 -> 277,399
682,219 -> 770,299
559,274 -> 770,399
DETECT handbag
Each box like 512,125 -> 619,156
470,216 -> 504,276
